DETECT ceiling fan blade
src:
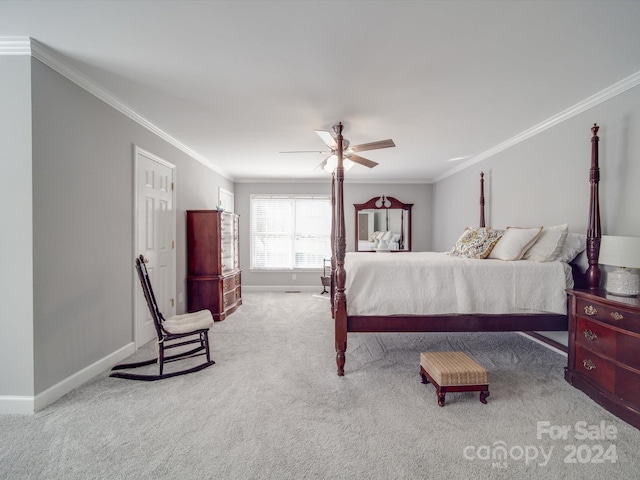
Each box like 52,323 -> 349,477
348,139 -> 395,153
315,130 -> 337,149
346,153 -> 378,168
314,156 -> 331,170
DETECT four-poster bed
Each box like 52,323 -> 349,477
330,123 -> 602,376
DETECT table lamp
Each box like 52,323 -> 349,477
598,235 -> 640,297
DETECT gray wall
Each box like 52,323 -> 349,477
13,58 -> 232,400
0,56 -> 34,396
433,84 -> 640,251
235,182 -> 433,288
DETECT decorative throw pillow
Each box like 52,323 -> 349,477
523,224 -> 568,262
558,233 -> 587,263
449,227 -> 505,259
489,226 -> 543,261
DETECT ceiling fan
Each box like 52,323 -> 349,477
281,122 -> 395,171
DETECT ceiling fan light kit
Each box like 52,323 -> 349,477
282,121 -> 395,172
323,156 -> 355,172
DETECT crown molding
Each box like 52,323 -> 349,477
435,69 -> 640,183
0,36 -> 32,55
1,37 -> 232,181
235,176 -> 433,185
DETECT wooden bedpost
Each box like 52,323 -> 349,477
479,172 -> 486,228
334,122 -> 348,376
585,124 -> 602,290
330,170 -> 336,318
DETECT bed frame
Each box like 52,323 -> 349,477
330,123 -> 602,376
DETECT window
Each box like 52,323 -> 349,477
251,195 -> 331,270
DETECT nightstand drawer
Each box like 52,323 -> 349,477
575,344 -> 615,393
575,317 -> 616,358
576,298 -> 640,334
616,367 -> 640,405
617,334 -> 640,371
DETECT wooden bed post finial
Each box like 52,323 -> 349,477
585,123 -> 601,290
479,172 -> 485,228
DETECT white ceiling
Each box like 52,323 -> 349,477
2,0 -> 640,183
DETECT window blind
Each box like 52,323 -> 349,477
251,195 -> 331,270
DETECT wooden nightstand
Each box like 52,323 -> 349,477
565,289 -> 640,430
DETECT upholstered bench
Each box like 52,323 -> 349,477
420,351 -> 490,407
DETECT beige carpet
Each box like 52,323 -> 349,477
1,292 -> 639,479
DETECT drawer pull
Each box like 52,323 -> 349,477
583,329 -> 597,341
583,359 -> 596,371
583,305 -> 597,316
610,311 -> 624,321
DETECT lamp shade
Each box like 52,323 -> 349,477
599,235 -> 640,297
599,236 -> 640,269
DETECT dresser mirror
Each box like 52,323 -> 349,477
354,196 -> 413,252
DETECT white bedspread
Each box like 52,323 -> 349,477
344,252 -> 573,316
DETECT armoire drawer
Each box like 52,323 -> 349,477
223,273 -> 240,292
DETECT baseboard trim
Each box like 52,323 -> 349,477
0,342 -> 136,415
0,396 -> 35,415
243,285 -> 322,293
519,331 -> 568,357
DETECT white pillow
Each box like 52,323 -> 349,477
523,224 -> 568,262
489,226 -> 543,261
558,233 -> 587,263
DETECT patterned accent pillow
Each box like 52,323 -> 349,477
449,227 -> 505,259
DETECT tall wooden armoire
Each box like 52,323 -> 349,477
186,210 -> 241,321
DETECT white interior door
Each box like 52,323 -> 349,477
135,146 -> 176,348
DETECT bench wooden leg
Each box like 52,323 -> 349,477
480,389 -> 490,404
